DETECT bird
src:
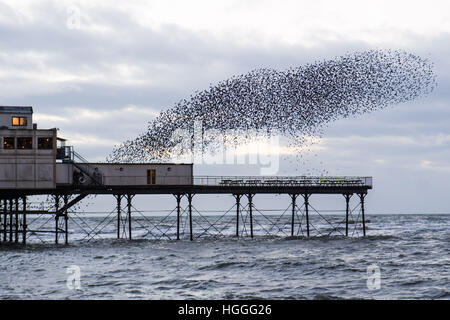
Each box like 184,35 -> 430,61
108,49 -> 436,174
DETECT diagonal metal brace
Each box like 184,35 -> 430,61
55,193 -> 89,217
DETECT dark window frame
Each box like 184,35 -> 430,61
38,137 -> 53,150
17,137 -> 33,149
12,116 -> 27,127
3,137 -> 15,149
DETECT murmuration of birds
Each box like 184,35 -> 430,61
108,50 -> 436,167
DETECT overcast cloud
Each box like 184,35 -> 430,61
1,0 -> 450,213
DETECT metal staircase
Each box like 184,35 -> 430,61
57,143 -> 103,186
70,150 -> 103,186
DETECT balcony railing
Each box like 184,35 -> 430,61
194,176 -> 372,187
97,175 -> 373,188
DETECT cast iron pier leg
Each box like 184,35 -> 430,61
175,194 -> 182,240
344,194 -> 352,237
0,199 -> 2,243
9,199 -> 13,242
188,193 -> 193,241
23,197 -> 27,245
360,194 -> 366,236
127,194 -> 133,240
291,194 -> 297,236
248,193 -> 254,238
64,194 -> 68,245
304,194 -> 310,237
15,197 -> 18,243
235,194 -> 241,237
55,195 -> 60,244
3,199 -> 6,242
116,195 -> 122,239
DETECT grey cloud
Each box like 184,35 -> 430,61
0,1 -> 450,213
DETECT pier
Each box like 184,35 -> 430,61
0,175 -> 372,244
0,106 -> 372,244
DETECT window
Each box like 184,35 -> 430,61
147,169 -> 156,185
17,137 -> 32,149
38,137 -> 53,149
12,116 -> 27,126
3,137 -> 14,149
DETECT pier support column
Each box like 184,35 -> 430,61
344,194 -> 352,236
15,197 -> 19,243
359,194 -> 366,236
55,195 -> 60,244
290,194 -> 297,236
0,199 -> 2,243
247,193 -> 254,238
175,194 -> 182,240
127,194 -> 133,240
63,194 -> 68,245
303,194 -> 310,237
22,197 -> 27,245
9,199 -> 13,242
116,195 -> 122,239
234,194 -> 242,237
3,199 -> 7,242
187,193 -> 193,241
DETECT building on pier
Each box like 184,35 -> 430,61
0,106 -> 193,190
0,106 -> 57,189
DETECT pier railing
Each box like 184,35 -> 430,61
1,175 -> 372,244
99,175 -> 373,188
194,176 -> 372,187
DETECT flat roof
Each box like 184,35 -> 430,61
0,106 -> 33,114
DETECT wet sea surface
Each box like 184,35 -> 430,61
0,214 -> 449,300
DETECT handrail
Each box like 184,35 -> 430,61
70,151 -> 103,185
72,151 -> 90,164
96,175 -> 373,187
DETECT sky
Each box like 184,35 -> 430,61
1,0 -> 450,214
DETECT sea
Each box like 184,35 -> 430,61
0,214 -> 448,300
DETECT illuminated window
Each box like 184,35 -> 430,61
17,137 -> 32,149
12,116 -> 27,126
3,137 -> 15,149
38,137 -> 53,149
147,169 -> 156,185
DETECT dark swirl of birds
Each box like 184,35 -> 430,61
108,49 -> 436,165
